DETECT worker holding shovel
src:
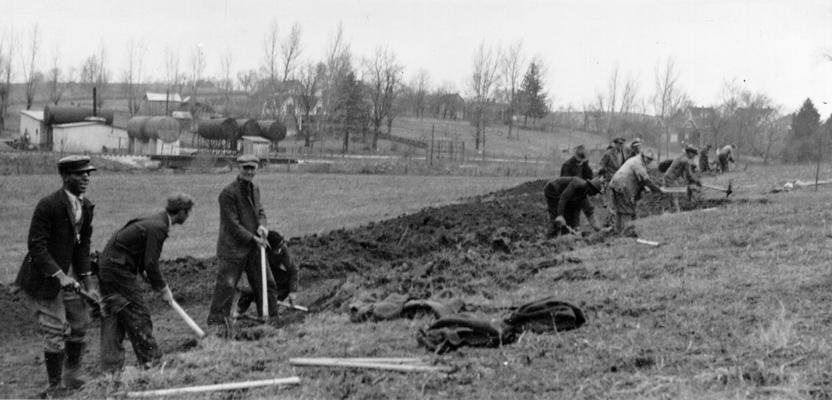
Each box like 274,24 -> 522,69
543,176 -> 604,238
235,230 -> 300,317
207,155 -> 278,335
608,149 -> 668,234
97,193 -> 195,373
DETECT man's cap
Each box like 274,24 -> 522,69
587,177 -> 603,192
613,137 -> 626,144
58,155 -> 96,174
684,145 -> 699,155
575,144 -> 586,151
237,154 -> 259,168
641,149 -> 655,161
166,192 -> 195,213
630,138 -> 642,147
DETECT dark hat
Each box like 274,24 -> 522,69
613,137 -> 626,144
57,155 -> 96,174
684,145 -> 699,155
630,138 -> 642,147
166,192 -> 195,213
237,154 -> 259,168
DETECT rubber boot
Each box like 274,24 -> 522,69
41,351 -> 65,398
62,342 -> 86,389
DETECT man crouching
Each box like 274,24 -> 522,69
543,176 -> 604,237
98,193 -> 194,373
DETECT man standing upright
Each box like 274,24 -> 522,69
207,155 -> 277,331
98,193 -> 194,373
598,137 -> 626,182
560,144 -> 594,180
14,155 -> 98,396
608,149 -> 667,233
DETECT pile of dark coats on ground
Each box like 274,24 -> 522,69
349,294 -> 585,354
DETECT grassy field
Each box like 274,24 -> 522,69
64,163 -> 832,399
0,171 -> 529,283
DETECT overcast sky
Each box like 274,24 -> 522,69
2,0 -> 830,116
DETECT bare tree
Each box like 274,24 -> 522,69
219,48 -> 234,104
297,62 -> 324,146
322,22 -> 352,134
237,69 -> 258,95
364,46 -> 403,149
411,69 -> 430,119
651,57 -> 689,160
79,45 -> 110,108
263,19 -> 279,90
47,47 -> 73,105
280,22 -> 302,82
20,25 -> 40,110
469,42 -> 500,152
188,43 -> 206,115
123,38 -> 146,116
500,41 -> 525,139
0,32 -> 15,132
164,47 -> 184,96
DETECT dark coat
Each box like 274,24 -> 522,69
216,177 -> 267,262
98,212 -> 171,311
598,146 -> 625,181
15,189 -> 94,299
543,177 -> 598,223
560,156 -> 594,181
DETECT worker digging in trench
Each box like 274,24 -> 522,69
542,176 -> 605,238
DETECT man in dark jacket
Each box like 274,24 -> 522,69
625,138 -> 642,160
207,155 -> 278,330
698,144 -> 712,173
14,155 -> 97,395
543,176 -> 603,237
598,137 -> 626,182
560,145 -> 594,180
235,231 -> 299,316
98,193 -> 194,373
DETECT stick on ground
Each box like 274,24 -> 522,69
123,376 -> 300,397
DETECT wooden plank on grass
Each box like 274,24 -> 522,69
289,358 -> 451,373
123,377 -> 300,397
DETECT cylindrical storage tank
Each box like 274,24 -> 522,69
44,106 -> 115,126
236,118 -> 262,138
256,120 -> 287,142
145,116 -> 180,143
127,116 -> 152,140
197,118 -> 239,140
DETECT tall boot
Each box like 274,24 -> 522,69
41,351 -> 64,398
62,342 -> 86,389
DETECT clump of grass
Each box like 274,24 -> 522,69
755,300 -> 795,354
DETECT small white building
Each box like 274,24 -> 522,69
19,110 -> 48,147
239,136 -> 271,158
52,122 -> 129,153
129,137 -> 181,156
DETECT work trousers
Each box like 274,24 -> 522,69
207,250 -> 278,326
544,194 -> 582,236
26,289 -> 88,353
100,300 -> 161,373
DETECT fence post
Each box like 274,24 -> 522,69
430,124 -> 435,166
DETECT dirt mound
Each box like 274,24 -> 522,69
0,178 -> 744,337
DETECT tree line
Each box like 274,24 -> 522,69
0,22 -> 828,162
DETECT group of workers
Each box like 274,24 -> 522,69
544,138 -> 736,237
14,154 -> 296,397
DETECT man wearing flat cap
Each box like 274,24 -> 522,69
608,149 -> 667,233
664,145 -> 702,188
207,155 -> 278,332
97,192 -> 194,373
625,138 -> 642,160
14,155 -> 98,395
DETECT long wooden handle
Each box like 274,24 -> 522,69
289,358 -> 451,373
276,301 -> 308,312
260,245 -> 268,318
168,298 -> 205,338
125,377 -> 300,397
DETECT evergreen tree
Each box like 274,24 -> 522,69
519,61 -> 548,125
784,98 -> 820,162
333,72 -> 368,153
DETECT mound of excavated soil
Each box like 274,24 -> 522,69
0,178 -> 741,337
